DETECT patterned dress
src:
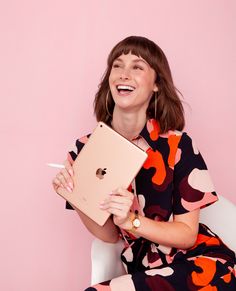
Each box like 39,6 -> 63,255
66,119 -> 236,290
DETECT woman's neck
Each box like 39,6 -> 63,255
111,108 -> 147,140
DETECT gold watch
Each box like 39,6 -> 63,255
129,210 -> 141,232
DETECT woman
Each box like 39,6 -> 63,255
52,36 -> 236,290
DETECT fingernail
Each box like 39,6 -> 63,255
99,202 -> 105,209
66,186 -> 72,193
69,169 -> 73,176
69,182 -> 73,189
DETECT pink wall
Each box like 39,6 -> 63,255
1,0 -> 235,290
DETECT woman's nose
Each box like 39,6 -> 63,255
119,68 -> 131,80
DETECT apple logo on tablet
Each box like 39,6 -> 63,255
96,168 -> 107,180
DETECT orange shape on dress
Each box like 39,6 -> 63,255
191,257 -> 216,287
143,148 -> 166,185
167,135 -> 181,168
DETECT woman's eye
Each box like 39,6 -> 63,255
133,65 -> 143,70
113,64 -> 120,68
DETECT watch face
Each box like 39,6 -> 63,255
133,218 -> 141,228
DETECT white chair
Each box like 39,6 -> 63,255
199,194 -> 236,251
91,195 -> 236,284
91,238 -> 126,285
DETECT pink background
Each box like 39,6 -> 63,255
1,0 -> 235,290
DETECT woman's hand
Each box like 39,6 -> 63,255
100,187 -> 134,229
52,160 -> 74,194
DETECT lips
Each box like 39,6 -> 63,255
116,84 -> 136,96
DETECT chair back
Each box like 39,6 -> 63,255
200,195 -> 236,252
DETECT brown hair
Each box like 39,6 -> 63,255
93,36 -> 185,133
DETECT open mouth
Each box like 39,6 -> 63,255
116,85 -> 135,95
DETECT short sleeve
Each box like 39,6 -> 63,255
172,132 -> 218,215
65,135 -> 89,210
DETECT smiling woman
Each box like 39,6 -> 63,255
94,36 -> 185,134
52,36 -> 236,290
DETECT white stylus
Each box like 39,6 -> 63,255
47,163 -> 65,169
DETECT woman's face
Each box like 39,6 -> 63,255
109,52 -> 158,114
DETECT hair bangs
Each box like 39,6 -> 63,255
107,37 -> 156,69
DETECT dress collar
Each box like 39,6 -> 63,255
138,119 -> 160,150
108,118 -> 160,150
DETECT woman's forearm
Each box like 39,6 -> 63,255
137,218 -> 197,249
71,204 -> 119,243
123,211 -> 199,249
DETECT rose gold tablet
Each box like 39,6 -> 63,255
58,121 -> 147,226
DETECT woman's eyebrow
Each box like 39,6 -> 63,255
133,59 -> 148,65
114,58 -> 148,66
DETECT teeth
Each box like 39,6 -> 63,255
117,85 -> 135,91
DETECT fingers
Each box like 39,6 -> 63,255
52,177 -> 63,192
100,188 -> 133,208
104,194 -> 132,205
112,187 -> 134,199
105,207 -> 130,219
64,159 -> 74,176
52,174 -> 72,193
52,159 -> 74,193
100,200 -> 131,212
99,188 -> 134,225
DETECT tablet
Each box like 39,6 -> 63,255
58,121 -> 148,226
